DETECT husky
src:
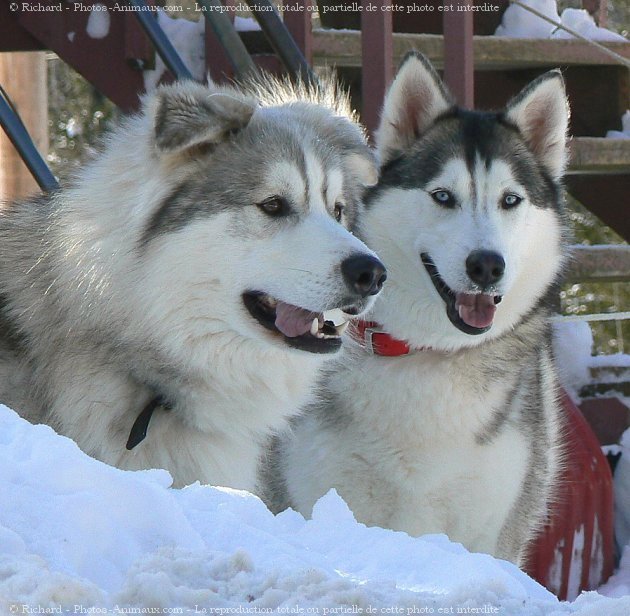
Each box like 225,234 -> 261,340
263,52 -> 570,566
0,75 -> 386,491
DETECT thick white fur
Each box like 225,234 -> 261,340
363,157 -> 564,351
0,79 -> 380,491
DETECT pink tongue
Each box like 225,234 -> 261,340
275,302 -> 320,338
455,293 -> 497,329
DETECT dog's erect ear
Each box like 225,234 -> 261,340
345,152 -> 378,187
152,81 -> 257,154
505,70 -> 569,179
376,51 -> 453,165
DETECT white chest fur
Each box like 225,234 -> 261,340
284,349 -> 531,555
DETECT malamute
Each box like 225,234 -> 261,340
0,75 -> 385,491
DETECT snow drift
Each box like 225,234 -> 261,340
1,405 -> 630,614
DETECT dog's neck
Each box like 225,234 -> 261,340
352,320 -> 438,356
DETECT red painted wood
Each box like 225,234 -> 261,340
443,0 -> 474,108
253,55 -> 283,76
567,174 -> 630,242
361,0 -> 393,138
16,0 -> 150,111
283,0 -> 313,65
580,397 -> 630,445
524,393 -> 615,599
0,4 -> 44,52
125,11 -> 156,72
582,0 -> 607,27
205,0 -> 236,83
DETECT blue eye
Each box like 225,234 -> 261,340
502,193 -> 523,209
430,190 -> 456,208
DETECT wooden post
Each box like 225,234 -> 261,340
582,0 -> 607,28
361,0 -> 393,138
443,0 -> 474,108
283,0 -> 313,66
204,0 -> 236,82
0,51 -> 48,202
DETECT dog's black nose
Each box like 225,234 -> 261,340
466,250 -> 505,288
341,254 -> 387,298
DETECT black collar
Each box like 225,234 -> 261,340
126,395 -> 170,450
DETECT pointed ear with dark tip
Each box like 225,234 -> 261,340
505,70 -> 569,179
375,51 -> 454,166
152,82 -> 257,155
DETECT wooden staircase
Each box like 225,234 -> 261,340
309,26 -> 630,242
250,19 -> 630,244
0,0 -> 628,243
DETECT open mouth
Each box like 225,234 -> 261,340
242,291 -> 356,353
420,254 -> 502,336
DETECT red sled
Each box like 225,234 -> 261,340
525,392 -> 615,600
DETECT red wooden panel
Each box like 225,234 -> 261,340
253,55 -> 283,76
567,174 -> 630,243
582,0 -> 607,27
283,0 -> 313,65
525,393 -> 615,600
205,0 -> 236,83
0,4 -> 45,52
580,398 -> 630,445
443,0 -> 474,108
15,0 -> 154,111
125,12 -> 155,71
361,0 -> 393,138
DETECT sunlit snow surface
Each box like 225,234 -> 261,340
1,405 -> 630,613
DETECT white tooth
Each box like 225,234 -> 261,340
263,294 -> 277,308
458,305 -> 465,320
322,308 -> 351,326
310,318 -> 319,336
316,332 -> 325,339
336,322 -> 349,335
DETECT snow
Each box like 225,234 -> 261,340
235,16 -> 262,32
494,0 -> 627,41
86,5 -> 111,40
495,0 -> 559,38
551,8 -> 627,42
606,111 -> 630,140
3,405 -> 630,613
601,546 -> 630,599
143,10 -> 206,92
590,353 -> 630,369
612,429 -> 630,557
552,320 -> 593,401
551,320 -> 630,396
567,526 -> 586,601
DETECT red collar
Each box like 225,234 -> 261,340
352,321 -> 412,356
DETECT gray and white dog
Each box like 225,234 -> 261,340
0,75 -> 386,491
263,53 -> 570,565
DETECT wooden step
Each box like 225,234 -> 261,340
312,29 -> 630,70
569,138 -> 630,174
567,174 -> 629,242
565,245 -> 630,283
